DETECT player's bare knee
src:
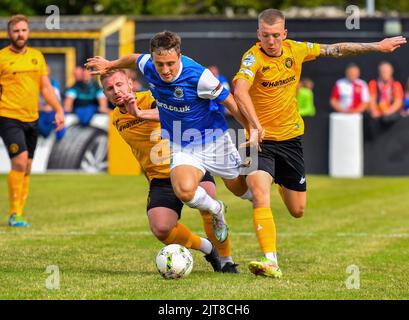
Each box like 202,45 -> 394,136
174,187 -> 195,203
290,206 -> 305,218
12,163 -> 26,172
11,153 -> 28,172
151,223 -> 172,241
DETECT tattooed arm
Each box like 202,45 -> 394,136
319,36 -> 407,58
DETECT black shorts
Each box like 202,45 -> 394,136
0,116 -> 38,159
253,136 -> 306,192
147,171 -> 215,218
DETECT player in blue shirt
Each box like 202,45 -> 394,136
86,31 -> 258,243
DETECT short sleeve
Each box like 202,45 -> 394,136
96,89 -> 105,99
361,82 -> 370,103
290,41 -> 320,63
232,50 -> 261,86
393,81 -> 404,100
136,54 -> 151,75
331,84 -> 340,100
368,80 -> 377,97
135,90 -> 156,110
303,42 -> 321,62
65,88 -> 77,99
197,68 -> 229,102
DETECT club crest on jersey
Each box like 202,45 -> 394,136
285,58 -> 293,69
31,58 -> 38,65
173,87 -> 184,99
242,53 -> 256,67
262,66 -> 270,73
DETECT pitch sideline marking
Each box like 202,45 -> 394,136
1,230 -> 409,238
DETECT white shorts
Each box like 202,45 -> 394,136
170,132 -> 242,180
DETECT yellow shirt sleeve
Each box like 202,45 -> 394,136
232,48 -> 262,86
135,91 -> 156,110
294,41 -> 321,62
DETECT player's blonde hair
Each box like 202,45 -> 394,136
258,9 -> 285,25
100,69 -> 129,87
150,31 -> 181,56
8,14 -> 29,31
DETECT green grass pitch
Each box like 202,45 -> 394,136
1,174 -> 409,299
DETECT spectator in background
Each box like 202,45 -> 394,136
208,65 -> 231,91
38,64 -> 65,140
208,65 -> 231,115
297,78 -> 316,117
368,61 -> 403,123
132,77 -> 143,92
127,69 -> 144,92
330,63 -> 369,113
64,67 -> 109,126
73,65 -> 83,84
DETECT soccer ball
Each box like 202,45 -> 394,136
155,244 -> 193,279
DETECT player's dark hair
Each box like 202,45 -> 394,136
346,63 -> 359,70
150,31 -> 181,55
300,77 -> 314,88
258,9 -> 285,25
8,14 -> 29,31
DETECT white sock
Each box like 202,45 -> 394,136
220,256 -> 234,268
199,238 -> 213,255
185,186 -> 221,214
240,188 -> 253,202
265,252 -> 278,264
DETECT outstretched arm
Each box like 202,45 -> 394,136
85,54 -> 142,75
319,36 -> 406,58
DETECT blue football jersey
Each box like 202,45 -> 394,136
137,54 -> 230,146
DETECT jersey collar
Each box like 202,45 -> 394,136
8,46 -> 28,54
170,59 -> 184,82
257,42 -> 284,58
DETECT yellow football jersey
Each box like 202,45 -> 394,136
112,91 -> 170,182
0,47 -> 47,122
233,40 -> 320,141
